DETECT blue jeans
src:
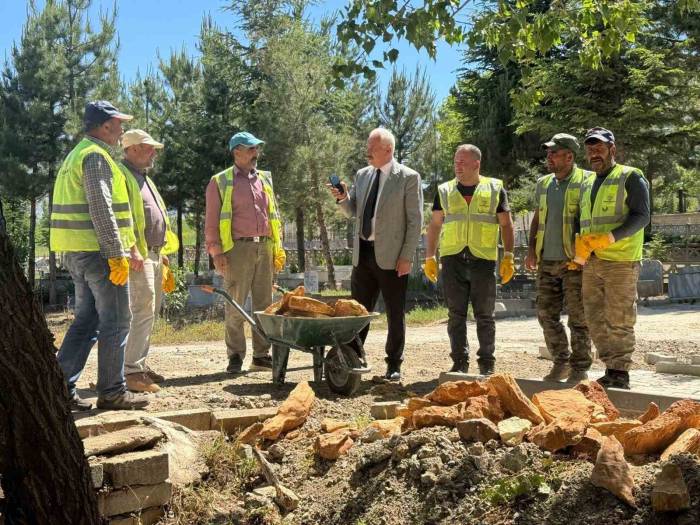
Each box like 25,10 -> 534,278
57,252 -> 131,398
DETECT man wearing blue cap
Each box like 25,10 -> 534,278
205,131 -> 286,374
50,100 -> 149,411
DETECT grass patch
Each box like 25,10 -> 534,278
352,413 -> 373,430
317,289 -> 352,297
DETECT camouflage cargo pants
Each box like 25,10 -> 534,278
582,255 -> 640,371
536,260 -> 592,371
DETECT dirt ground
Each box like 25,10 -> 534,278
69,303 -> 700,525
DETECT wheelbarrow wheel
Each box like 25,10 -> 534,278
325,342 -> 362,396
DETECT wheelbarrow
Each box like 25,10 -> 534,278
200,286 -> 378,396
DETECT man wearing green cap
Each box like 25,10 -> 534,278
205,131 -> 286,374
526,133 -> 594,383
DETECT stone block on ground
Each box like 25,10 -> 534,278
622,399 -> 700,455
638,402 -> 660,424
412,404 -> 463,428
529,416 -> 588,452
101,450 -> 169,488
660,428 -> 700,461
75,413 -> 143,439
573,380 -> 620,421
651,463 -> 690,512
370,401 -> 402,420
656,362 -> 700,377
210,407 -> 278,435
425,380 -> 489,406
645,352 -> 677,365
457,418 -> 500,443
152,408 -> 212,431
591,419 -> 643,442
259,381 -> 315,441
90,461 -> 104,488
460,395 -> 504,423
487,374 -> 544,425
532,389 -> 605,424
571,427 -> 605,461
97,482 -> 172,517
315,430 -> 354,460
590,436 -> 635,507
497,417 -> 533,446
83,427 -> 164,457
107,506 -> 164,525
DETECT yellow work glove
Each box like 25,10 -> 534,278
274,249 -> 286,273
581,232 -> 615,252
566,261 -> 582,271
162,264 -> 175,293
499,252 -> 515,284
422,256 -> 439,283
107,257 -> 129,286
573,234 -> 594,265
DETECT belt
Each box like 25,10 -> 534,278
235,236 -> 270,242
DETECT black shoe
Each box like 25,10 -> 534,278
70,392 -> 92,412
384,369 -> 401,382
449,360 -> 469,374
478,363 -> 495,376
227,354 -> 244,374
96,390 -> 149,410
250,355 -> 273,371
596,369 -> 630,390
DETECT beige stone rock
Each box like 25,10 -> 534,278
210,407 -> 278,434
366,417 -> 404,438
660,428 -> 700,461
260,382 -> 315,441
315,430 -> 354,460
457,418 -> 500,443
651,463 -> 690,512
426,381 -> 489,406
236,422 -> 263,445
532,389 -> 604,425
571,427 -> 605,461
97,482 -> 172,517
83,427 -> 164,457
529,416 -> 587,452
590,436 -> 635,507
321,418 -> 352,433
592,419 -> 643,442
101,450 -> 169,489
460,395 -> 504,424
486,374 -> 544,425
638,402 -> 660,424
412,404 -> 463,428
574,380 -> 620,421
622,399 -> 700,455
370,401 -> 402,420
397,397 -> 435,427
497,417 -> 533,446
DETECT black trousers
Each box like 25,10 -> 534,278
351,240 -> 408,371
441,248 -> 496,367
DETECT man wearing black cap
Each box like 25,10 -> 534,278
50,100 -> 149,411
575,127 -> 650,390
526,133 -> 594,383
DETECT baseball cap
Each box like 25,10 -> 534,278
122,129 -> 164,149
84,100 -> 133,130
228,131 -> 264,151
584,127 -> 615,144
543,133 -> 580,152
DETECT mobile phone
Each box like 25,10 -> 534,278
329,174 -> 344,194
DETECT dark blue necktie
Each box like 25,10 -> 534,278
362,169 -> 381,239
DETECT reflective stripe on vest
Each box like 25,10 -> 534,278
122,163 -> 179,257
212,167 -> 283,255
580,164 -> 645,261
50,138 -> 135,252
534,167 -> 594,262
438,176 -> 502,261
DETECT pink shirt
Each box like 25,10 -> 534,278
205,166 -> 271,256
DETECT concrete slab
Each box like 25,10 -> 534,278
656,362 -> 700,377
152,408 -> 212,431
97,482 -> 171,517
210,407 -> 278,434
645,353 -> 678,365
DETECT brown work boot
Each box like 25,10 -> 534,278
566,369 -> 589,384
145,367 -> 165,384
97,390 -> 149,410
126,372 -> 160,393
543,362 -> 571,382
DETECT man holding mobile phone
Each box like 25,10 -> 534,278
329,128 -> 423,382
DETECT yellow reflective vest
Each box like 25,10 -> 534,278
50,138 -> 135,252
580,164 -> 646,261
212,167 -> 283,255
534,166 -> 594,262
437,176 -> 502,261
121,163 -> 179,258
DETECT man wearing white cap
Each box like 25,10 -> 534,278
121,129 -> 179,393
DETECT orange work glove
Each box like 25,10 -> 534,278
499,252 -> 515,284
573,234 -> 593,265
566,261 -> 582,271
274,249 -> 286,273
162,264 -> 175,293
581,232 -> 615,252
422,256 -> 439,283
107,256 -> 129,286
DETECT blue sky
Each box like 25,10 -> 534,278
0,0 -> 464,103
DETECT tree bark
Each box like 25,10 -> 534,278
28,197 -> 36,290
0,231 -> 101,524
315,199 -> 336,289
176,204 -> 184,268
295,207 -> 305,272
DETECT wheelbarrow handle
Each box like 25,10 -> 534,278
199,286 -> 268,341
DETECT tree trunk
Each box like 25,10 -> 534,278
48,176 -> 58,306
28,197 -> 36,290
176,204 -> 184,268
193,211 -> 202,278
0,231 -> 101,525
295,207 -> 305,272
315,199 -> 336,289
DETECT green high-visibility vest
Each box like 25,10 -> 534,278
121,163 -> 179,258
580,164 -> 646,262
534,166 -> 594,262
50,138 -> 135,253
437,176 -> 502,261
212,167 -> 283,255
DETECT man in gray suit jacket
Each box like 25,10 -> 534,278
330,128 -> 423,381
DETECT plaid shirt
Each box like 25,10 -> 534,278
82,137 -> 129,258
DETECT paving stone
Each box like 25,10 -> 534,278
645,352 -> 678,365
76,413 -> 143,439
210,407 -> 278,434
152,408 -> 212,431
83,427 -> 164,457
101,450 -> 169,488
108,506 -> 164,525
656,362 -> 700,377
89,461 -> 104,488
370,401 -> 402,420
97,482 -> 172,517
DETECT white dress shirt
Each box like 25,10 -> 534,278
365,159 -> 393,241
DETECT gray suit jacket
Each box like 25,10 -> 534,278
338,161 -> 423,270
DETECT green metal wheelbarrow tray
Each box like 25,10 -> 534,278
200,286 -> 377,396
